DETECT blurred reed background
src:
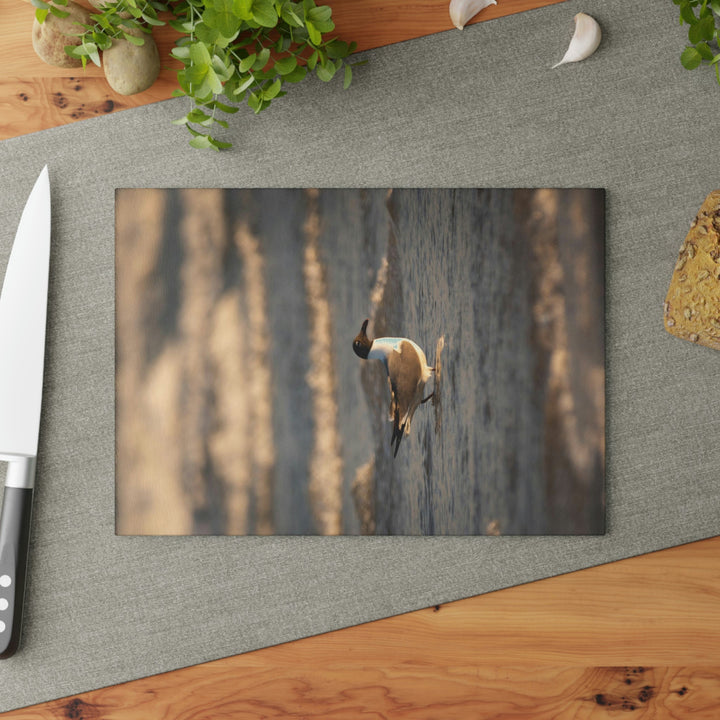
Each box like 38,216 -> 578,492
115,188 -> 604,535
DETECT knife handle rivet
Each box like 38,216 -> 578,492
0,599 -> 7,611
0,576 -> 10,588
0,621 -> 5,632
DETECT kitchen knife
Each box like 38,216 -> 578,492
0,166 -> 51,659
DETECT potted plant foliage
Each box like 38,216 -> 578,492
32,0 -> 360,149
676,0 -> 720,84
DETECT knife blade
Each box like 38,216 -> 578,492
0,166 -> 51,659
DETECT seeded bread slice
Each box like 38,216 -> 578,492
664,190 -> 720,351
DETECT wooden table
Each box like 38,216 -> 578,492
2,537 -> 720,718
3,0 -> 720,716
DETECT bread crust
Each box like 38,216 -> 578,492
664,190 -> 720,351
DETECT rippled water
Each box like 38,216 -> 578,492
116,188 -> 604,535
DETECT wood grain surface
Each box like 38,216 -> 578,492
0,0 -> 567,140
2,536 -> 719,718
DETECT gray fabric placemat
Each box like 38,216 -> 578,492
0,0 -> 718,710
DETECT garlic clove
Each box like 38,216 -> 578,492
449,0 -> 497,31
552,12 -> 601,68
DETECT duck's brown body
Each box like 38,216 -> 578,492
353,319 -> 434,457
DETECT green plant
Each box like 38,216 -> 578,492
35,0 -> 361,150
32,0 -> 71,23
675,0 -> 720,84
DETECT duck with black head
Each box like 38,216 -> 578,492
352,319 -> 434,457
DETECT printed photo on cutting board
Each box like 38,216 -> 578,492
115,188 -> 605,535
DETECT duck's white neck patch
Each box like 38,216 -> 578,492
368,337 -> 402,361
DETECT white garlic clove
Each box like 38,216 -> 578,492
449,0 -> 497,30
552,12 -> 601,68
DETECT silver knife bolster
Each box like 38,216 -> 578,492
4,457 -> 36,490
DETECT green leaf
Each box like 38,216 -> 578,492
93,13 -> 112,30
305,19 -> 321,44
142,12 -> 165,26
681,45 -> 703,69
273,55 -> 297,74
213,100 -> 239,113
187,108 -> 212,122
239,53 -> 256,72
234,74 -> 255,93
185,63 -> 209,86
307,5 -> 331,23
205,66 -> 224,94
680,3 -> 698,23
176,69 -> 190,92
263,77 -> 282,98
171,89 -> 187,98
211,54 -> 225,74
195,20 -> 221,44
689,13 -> 715,41
83,40 -> 101,66
283,64 -> 307,82
253,47 -> 271,69
123,32 -> 146,45
195,79 -> 217,101
712,0 -> 720,14
252,0 -> 278,27
209,137 -> 233,149
169,18 -> 195,32
281,4 -> 302,26
326,39 -> 350,59
30,0 -> 49,9
189,41 -> 212,66
35,7 -> 49,22
203,0 -> 240,37
696,40 -> 715,59
49,5 -> 70,18
189,134 -> 216,149
248,91 -> 261,111
94,31 -> 113,50
315,59 -> 335,81
343,63 -> 352,89
118,17 -> 144,31
171,45 -> 191,59
307,49 -> 318,70
307,11 -> 333,33
235,0 -> 253,18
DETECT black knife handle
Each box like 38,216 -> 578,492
0,486 -> 34,659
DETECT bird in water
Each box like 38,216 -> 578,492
352,319 -> 435,457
